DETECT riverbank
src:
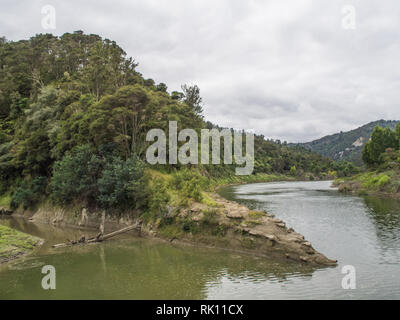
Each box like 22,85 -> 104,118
334,169 -> 400,198
2,172 -> 338,266
0,224 -> 43,264
154,191 -> 337,266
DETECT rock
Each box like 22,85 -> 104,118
287,227 -> 294,233
248,230 -> 277,242
248,229 -> 262,237
302,241 -> 312,247
227,211 -> 243,219
276,222 -> 286,228
300,256 -> 308,263
265,234 -> 277,242
306,249 -> 315,255
238,227 -> 250,233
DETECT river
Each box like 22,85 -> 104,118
1,181 -> 399,299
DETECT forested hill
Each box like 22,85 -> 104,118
291,120 -> 399,166
0,32 -> 356,212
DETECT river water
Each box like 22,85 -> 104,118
0,181 -> 399,299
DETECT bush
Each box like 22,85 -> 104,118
377,175 -> 391,188
171,169 -> 208,202
51,144 -> 148,210
97,155 -> 149,210
10,176 -> 47,210
51,145 -> 101,205
148,178 -> 170,214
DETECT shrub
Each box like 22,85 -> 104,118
377,175 -> 390,189
10,176 -> 47,210
97,155 -> 149,210
148,178 -> 170,215
51,144 -> 148,210
248,210 -> 265,219
51,144 -> 101,205
171,169 -> 208,202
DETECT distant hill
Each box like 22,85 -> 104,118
291,120 -> 400,165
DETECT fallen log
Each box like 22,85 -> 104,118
52,223 -> 141,248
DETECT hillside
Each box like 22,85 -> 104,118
0,31 -> 357,214
291,120 -> 399,165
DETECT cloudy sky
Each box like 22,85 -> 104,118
1,0 -> 399,142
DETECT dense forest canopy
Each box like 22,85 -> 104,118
0,31 -> 357,213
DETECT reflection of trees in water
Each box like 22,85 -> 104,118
78,240 -> 321,299
1,217 -> 323,299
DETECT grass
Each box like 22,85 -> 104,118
0,194 -> 11,208
248,210 -> 265,219
335,169 -> 400,196
0,225 -> 41,261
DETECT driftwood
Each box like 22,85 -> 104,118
52,223 -> 141,249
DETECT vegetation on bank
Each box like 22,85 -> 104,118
0,31 -> 359,223
0,224 -> 42,263
335,123 -> 400,197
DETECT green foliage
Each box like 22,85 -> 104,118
361,173 -> 391,190
362,126 -> 400,167
201,209 -> 218,225
148,178 -> 170,214
171,169 -> 208,202
97,155 -> 148,210
51,145 -> 101,205
248,210 -> 265,219
10,176 -> 47,209
0,31 -> 351,214
51,144 -> 148,210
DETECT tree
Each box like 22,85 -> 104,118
181,84 -> 203,116
97,155 -> 148,209
51,144 -> 102,205
88,85 -> 150,157
362,126 -> 398,166
395,123 -> 400,149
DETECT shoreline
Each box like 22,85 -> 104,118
0,224 -> 44,265
2,178 -> 337,267
334,170 -> 400,199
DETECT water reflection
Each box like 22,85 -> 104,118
0,216 -> 320,299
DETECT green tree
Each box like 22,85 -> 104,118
97,155 -> 148,209
51,144 -> 102,205
362,126 -> 398,166
181,84 -> 203,116
395,123 -> 400,149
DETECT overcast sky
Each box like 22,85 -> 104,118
1,0 -> 399,142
